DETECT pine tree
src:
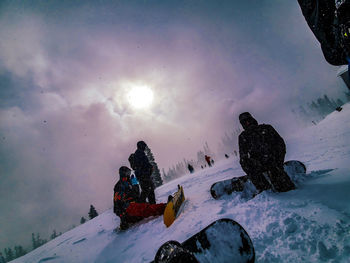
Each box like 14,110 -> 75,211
50,230 -> 58,240
36,233 -> 41,248
0,252 -> 5,263
144,146 -> 163,187
80,217 -> 87,224
14,245 -> 26,258
88,205 -> 98,219
33,233 -> 47,248
4,248 -> 13,262
31,233 -> 37,249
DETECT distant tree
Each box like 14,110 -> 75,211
145,146 -> 163,187
0,252 -> 5,263
4,248 -> 13,262
88,205 -> 98,219
50,230 -> 58,240
80,217 -> 87,224
31,232 -> 47,250
37,233 -> 47,248
36,233 -> 41,248
14,245 -> 26,258
31,233 -> 37,249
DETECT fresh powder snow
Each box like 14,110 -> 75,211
13,103 -> 350,263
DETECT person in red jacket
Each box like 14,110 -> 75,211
113,166 -> 166,230
205,155 -> 212,167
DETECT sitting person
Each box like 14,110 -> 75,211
113,166 -> 166,230
238,112 -> 295,193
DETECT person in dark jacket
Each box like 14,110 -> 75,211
113,166 -> 166,230
133,141 -> 156,204
238,112 -> 295,193
297,0 -> 350,66
187,164 -> 194,174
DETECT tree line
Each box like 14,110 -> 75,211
1,205 -> 99,262
292,91 -> 350,124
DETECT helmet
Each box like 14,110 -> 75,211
137,140 -> 147,150
119,166 -> 131,179
239,112 -> 258,130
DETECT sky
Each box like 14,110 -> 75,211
0,0 -> 348,250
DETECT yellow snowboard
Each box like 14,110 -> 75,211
163,185 -> 185,227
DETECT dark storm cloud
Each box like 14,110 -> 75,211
0,0 -> 347,249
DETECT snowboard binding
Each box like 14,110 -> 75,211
154,241 -> 198,263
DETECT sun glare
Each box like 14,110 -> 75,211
127,85 -> 154,109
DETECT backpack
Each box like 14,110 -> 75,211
128,154 -> 136,170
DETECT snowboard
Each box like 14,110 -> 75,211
210,160 -> 306,200
163,185 -> 185,227
152,218 -> 255,263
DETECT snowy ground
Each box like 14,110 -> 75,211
14,103 -> 350,263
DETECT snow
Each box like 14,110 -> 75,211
336,65 -> 348,76
13,103 -> 350,263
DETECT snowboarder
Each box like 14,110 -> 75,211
154,241 -> 199,263
133,141 -> 156,204
297,0 -> 350,66
187,164 -> 194,174
113,166 -> 166,230
225,153 -> 229,158
205,155 -> 212,167
238,112 -> 296,193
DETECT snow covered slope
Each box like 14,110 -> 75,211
14,104 -> 350,263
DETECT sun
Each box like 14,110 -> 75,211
127,85 -> 154,109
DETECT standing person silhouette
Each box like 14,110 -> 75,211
133,141 -> 156,204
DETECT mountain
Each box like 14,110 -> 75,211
14,104 -> 350,263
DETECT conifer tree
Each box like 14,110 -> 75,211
33,233 -> 47,248
88,205 -> 98,219
50,230 -> 58,240
14,245 -> 26,258
4,248 -> 13,262
31,233 -> 37,249
0,252 -> 5,263
144,146 -> 163,187
80,217 -> 87,224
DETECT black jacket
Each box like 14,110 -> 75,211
297,0 -> 349,65
113,180 -> 139,217
239,123 -> 286,174
133,149 -> 153,182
